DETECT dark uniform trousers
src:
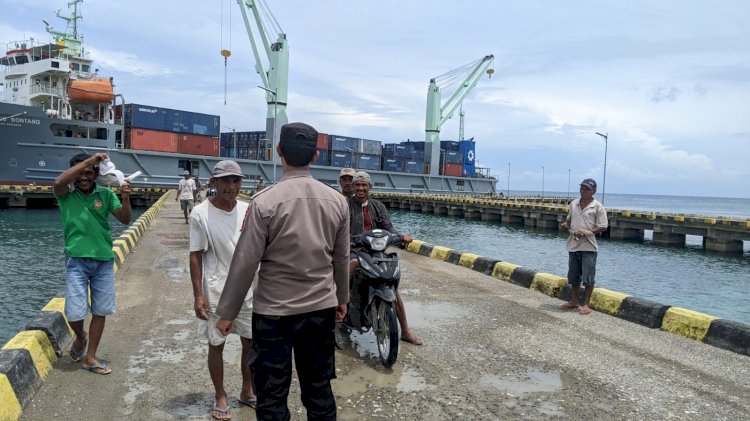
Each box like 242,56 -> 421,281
251,307 -> 337,421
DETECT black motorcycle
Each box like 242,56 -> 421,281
335,229 -> 402,367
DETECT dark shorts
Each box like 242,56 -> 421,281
568,251 -> 597,286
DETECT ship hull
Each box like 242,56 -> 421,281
1,103 -> 496,194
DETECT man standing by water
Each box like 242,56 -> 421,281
560,178 -> 608,315
176,170 -> 196,224
54,152 -> 132,374
216,122 -> 350,420
189,160 -> 255,420
338,167 -> 356,198
348,171 -> 423,345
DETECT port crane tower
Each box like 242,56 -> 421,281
425,55 -> 494,176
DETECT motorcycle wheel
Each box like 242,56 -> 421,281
373,298 -> 399,368
334,322 -> 348,350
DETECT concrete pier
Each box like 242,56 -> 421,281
5,195 -> 749,420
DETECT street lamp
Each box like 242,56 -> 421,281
507,162 -> 511,196
222,126 -> 237,159
258,85 -> 279,183
567,168 -> 571,198
595,132 -> 608,205
541,165 -> 545,199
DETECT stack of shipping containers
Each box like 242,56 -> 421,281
220,131 -> 267,160
120,104 -> 220,156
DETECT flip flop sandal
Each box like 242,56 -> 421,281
211,404 -> 232,420
69,339 -> 87,362
83,363 -> 112,375
238,397 -> 257,408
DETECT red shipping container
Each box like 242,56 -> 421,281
127,128 -> 178,153
444,163 -> 463,177
177,134 -> 219,156
317,133 -> 329,150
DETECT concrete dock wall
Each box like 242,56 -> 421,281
0,192 -> 170,421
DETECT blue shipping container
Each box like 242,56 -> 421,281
394,144 -> 412,159
314,149 -> 329,166
445,150 -> 462,164
382,143 -> 397,157
404,141 -> 426,151
459,140 -> 476,177
440,140 -> 460,151
356,153 -> 381,171
405,160 -> 424,174
381,157 -> 405,172
126,103 -> 220,137
358,138 -> 382,155
330,135 -> 358,152
331,151 -> 354,168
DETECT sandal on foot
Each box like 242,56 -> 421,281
211,404 -> 232,420
579,306 -> 592,315
559,302 -> 578,311
238,397 -> 257,408
69,339 -> 87,362
83,362 -> 112,375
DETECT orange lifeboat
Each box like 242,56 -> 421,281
67,78 -> 115,103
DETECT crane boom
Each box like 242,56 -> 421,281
425,54 -> 494,176
235,0 -> 289,171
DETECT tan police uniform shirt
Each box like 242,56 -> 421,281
565,198 -> 608,252
216,169 -> 350,318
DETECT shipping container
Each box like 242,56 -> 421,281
124,103 -> 220,137
459,140 -> 476,177
176,134 -> 219,156
445,150 -> 462,164
329,135 -> 357,152
405,160 -> 424,174
317,133 -> 330,150
444,163 -> 463,177
330,151 -> 354,168
358,138 -> 382,155
314,149 -> 329,166
440,140 -> 460,151
403,141 -> 426,151
356,153 -> 381,171
381,157 -> 405,172
126,128 -> 178,153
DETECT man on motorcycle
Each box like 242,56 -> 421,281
348,171 -> 423,346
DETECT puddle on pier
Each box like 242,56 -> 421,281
400,301 -> 467,330
480,369 -> 562,397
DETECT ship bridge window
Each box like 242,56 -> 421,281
16,56 -> 28,64
71,63 -> 80,71
82,64 -> 90,72
50,61 -> 59,68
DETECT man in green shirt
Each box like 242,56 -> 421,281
54,152 -> 132,374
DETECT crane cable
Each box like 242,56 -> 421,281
220,0 -> 232,105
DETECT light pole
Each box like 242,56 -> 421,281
541,165 -> 545,199
567,168 -> 571,198
222,126 -> 237,159
507,162 -> 510,196
595,132 -> 608,205
258,85 -> 279,183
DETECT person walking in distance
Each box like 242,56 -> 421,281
560,178 -> 609,315
54,152 -> 132,374
189,160 -> 256,420
216,122 -> 350,420
176,170 -> 196,224
348,171 -> 423,345
338,167 -> 356,198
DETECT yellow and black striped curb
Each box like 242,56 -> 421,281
405,239 -> 749,357
0,191 -> 171,421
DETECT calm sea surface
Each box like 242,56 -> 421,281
0,207 -> 145,346
1,193 -> 748,345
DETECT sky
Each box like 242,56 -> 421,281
2,0 -> 749,198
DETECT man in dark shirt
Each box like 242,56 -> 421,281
348,171 -> 423,345
338,167 -> 355,198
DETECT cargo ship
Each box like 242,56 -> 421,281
0,1 -> 497,194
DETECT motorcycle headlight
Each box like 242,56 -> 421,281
368,235 -> 388,251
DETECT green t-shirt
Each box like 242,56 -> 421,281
56,184 -> 122,260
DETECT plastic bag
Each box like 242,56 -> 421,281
96,159 -> 141,186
